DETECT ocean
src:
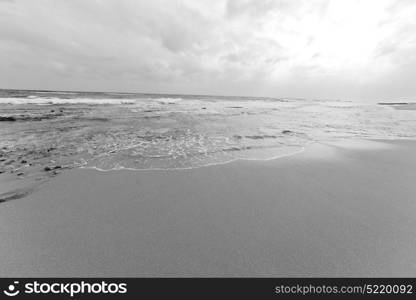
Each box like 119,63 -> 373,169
1,89 -> 416,179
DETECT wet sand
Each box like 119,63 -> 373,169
0,139 -> 415,277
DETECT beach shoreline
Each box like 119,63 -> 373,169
1,139 -> 416,277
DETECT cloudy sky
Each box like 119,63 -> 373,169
1,0 -> 416,101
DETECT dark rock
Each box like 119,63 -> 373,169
53,166 -> 62,170
84,117 -> 109,122
44,166 -> 51,171
0,116 -> 17,122
21,160 -> 27,164
282,130 -> 293,134
0,188 -> 33,203
378,102 -> 408,105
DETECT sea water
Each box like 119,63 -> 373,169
1,89 -> 416,176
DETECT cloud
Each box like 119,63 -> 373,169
0,0 -> 415,100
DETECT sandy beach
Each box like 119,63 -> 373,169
0,139 -> 415,277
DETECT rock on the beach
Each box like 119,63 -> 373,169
0,116 -> 17,121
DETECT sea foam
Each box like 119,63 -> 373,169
0,97 -> 137,105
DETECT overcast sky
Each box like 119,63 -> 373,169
1,0 -> 416,101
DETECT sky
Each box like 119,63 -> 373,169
0,0 -> 416,101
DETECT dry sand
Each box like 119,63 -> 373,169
0,139 -> 415,277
